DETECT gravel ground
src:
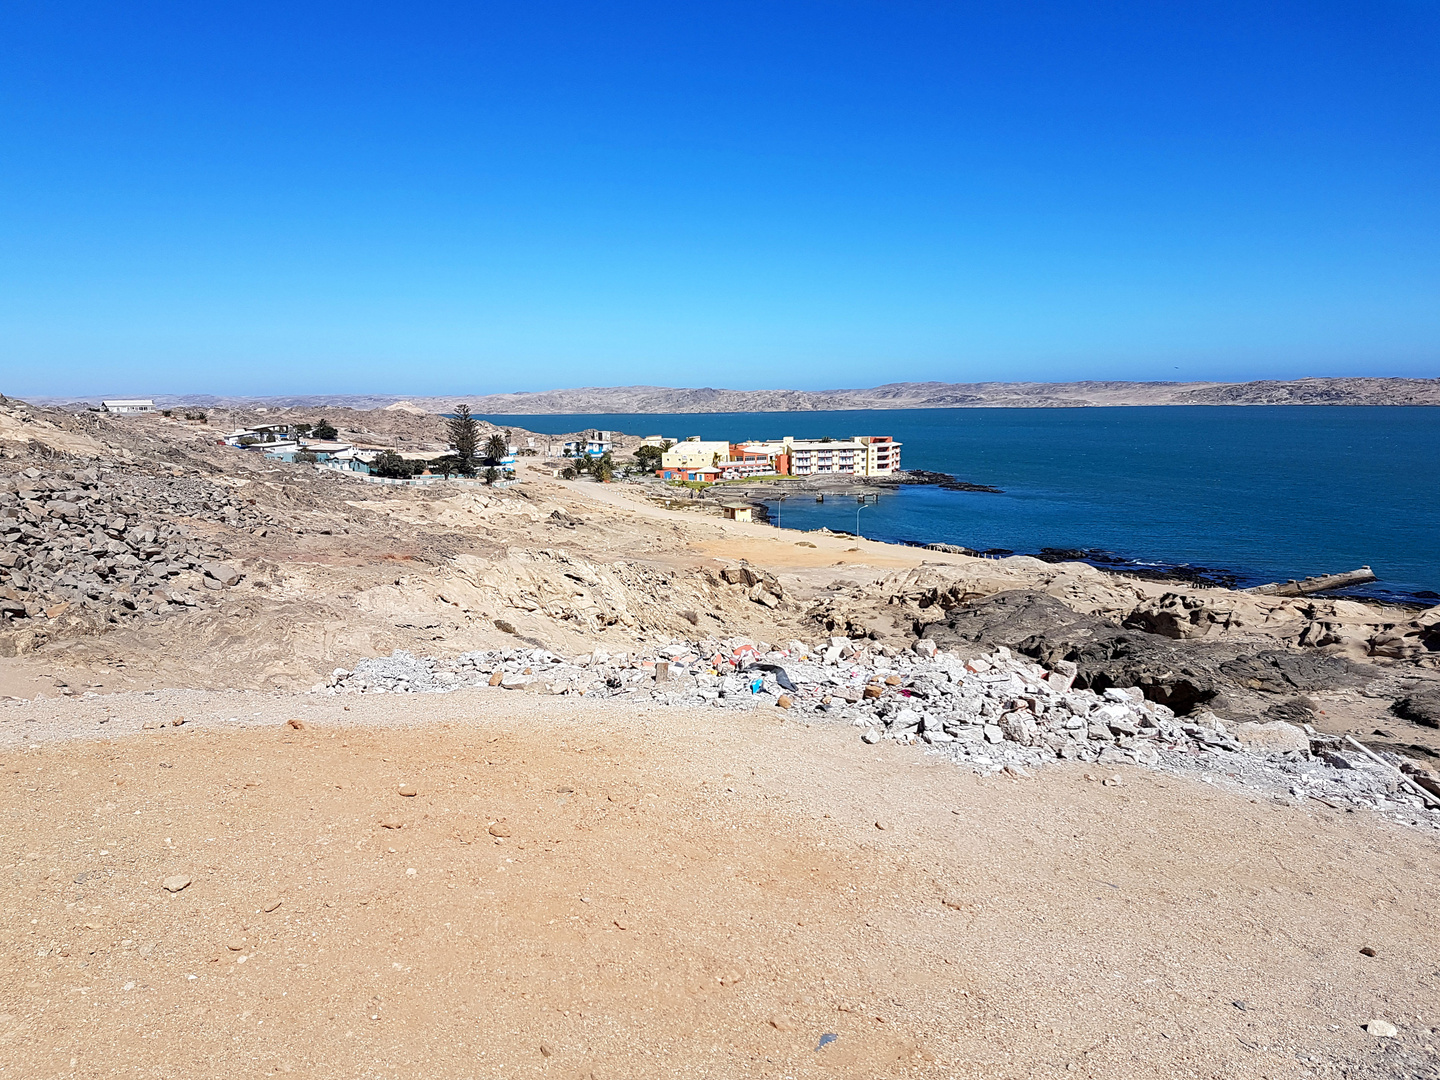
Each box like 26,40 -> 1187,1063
3,689 -> 1439,1078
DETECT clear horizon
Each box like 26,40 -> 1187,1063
3,2 -> 1438,398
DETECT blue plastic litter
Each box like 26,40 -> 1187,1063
816,1033 -> 839,1050
750,677 -> 764,693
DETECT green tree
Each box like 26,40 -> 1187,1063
312,419 -> 338,441
371,450 -> 415,478
429,454 -> 465,479
447,405 -> 479,474
484,432 -> 508,464
591,452 -> 615,483
634,445 -> 664,471
484,466 -> 499,485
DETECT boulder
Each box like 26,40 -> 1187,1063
1263,697 -> 1317,725
1391,689 -> 1440,729
1232,720 -> 1310,755
203,561 -> 243,587
1123,592 -> 1237,639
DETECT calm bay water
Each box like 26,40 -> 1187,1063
481,407 -> 1440,602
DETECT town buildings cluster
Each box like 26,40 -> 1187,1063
221,425 -> 518,478
98,407 -> 900,488
651,434 -> 901,482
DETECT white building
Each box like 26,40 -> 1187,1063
717,461 -> 772,479
660,438 -> 730,470
782,435 -> 901,477
563,430 -> 613,457
101,399 -> 155,414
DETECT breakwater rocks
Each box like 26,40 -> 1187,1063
877,469 -> 1003,493
0,466 -> 274,652
321,637 -> 1440,826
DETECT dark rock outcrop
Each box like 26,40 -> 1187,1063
1392,690 -> 1440,728
1216,652 -> 1375,694
919,590 -> 1218,712
920,590 -> 1383,717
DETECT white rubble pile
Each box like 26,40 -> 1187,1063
323,637 -> 1440,826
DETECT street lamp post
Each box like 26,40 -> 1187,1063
856,493 -> 876,537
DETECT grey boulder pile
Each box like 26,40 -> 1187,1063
0,465 -> 270,641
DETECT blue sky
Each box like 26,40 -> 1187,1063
1,1 -> 1437,397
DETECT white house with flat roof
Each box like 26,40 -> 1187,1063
101,399 -> 155,414
562,430 -> 613,457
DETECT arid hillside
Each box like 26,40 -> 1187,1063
33,375 -> 1440,414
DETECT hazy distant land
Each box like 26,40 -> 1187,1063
34,375 -> 1440,413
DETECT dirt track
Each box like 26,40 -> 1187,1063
4,690 -> 1438,1079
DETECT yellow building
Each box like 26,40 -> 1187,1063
660,438 -> 731,470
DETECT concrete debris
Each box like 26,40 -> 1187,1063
323,638 -> 1440,825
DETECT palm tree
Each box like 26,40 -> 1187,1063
484,433 -> 508,464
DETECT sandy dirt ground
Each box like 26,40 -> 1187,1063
3,690 -> 1438,1079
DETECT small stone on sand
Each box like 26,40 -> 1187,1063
263,899 -> 282,913
398,784 -> 417,797
162,875 -> 191,893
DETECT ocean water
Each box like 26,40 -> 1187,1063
480,407 -> 1440,603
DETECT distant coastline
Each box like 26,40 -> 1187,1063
26,375 -> 1440,413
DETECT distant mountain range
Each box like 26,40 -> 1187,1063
29,376 -> 1440,413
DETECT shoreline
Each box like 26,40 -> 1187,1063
683,471 -> 1439,607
